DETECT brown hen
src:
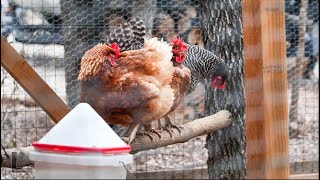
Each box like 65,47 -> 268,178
78,38 -> 176,144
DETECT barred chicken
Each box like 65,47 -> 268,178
157,37 -> 229,136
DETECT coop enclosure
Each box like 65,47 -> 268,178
1,0 -> 319,179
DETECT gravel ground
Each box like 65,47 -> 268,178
1,41 -> 319,178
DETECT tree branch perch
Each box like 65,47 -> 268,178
1,110 -> 232,168
130,110 -> 232,154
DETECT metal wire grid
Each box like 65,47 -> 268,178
0,0 -> 319,179
285,0 -> 319,174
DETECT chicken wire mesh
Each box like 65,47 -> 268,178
0,0 -> 319,179
285,0 -> 319,174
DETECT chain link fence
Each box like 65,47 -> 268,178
1,0 -> 319,179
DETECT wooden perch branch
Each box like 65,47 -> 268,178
1,110 -> 232,168
130,110 -> 232,154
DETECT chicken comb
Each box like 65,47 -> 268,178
110,43 -> 121,59
172,37 -> 188,51
171,37 -> 188,63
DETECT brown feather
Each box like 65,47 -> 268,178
78,39 -> 175,127
167,63 -> 191,115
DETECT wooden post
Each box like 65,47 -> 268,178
243,0 -> 289,179
1,36 -> 71,123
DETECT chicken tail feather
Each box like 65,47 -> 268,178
107,16 -> 146,51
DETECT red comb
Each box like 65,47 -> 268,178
172,37 -> 188,51
110,43 -> 121,59
172,37 -> 184,44
171,37 -> 188,63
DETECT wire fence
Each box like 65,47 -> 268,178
1,0 -> 319,179
285,0 -> 319,174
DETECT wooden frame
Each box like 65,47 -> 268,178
1,36 -> 71,123
243,0 -> 290,179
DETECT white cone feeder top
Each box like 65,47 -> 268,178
30,103 -> 132,179
33,103 -> 130,153
30,103 -> 132,167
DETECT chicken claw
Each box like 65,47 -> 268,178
143,124 -> 162,139
149,129 -> 162,139
137,131 -> 155,141
163,116 -> 184,137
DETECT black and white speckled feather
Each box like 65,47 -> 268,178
183,45 -> 229,94
107,16 -> 146,51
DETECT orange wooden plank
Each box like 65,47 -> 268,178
1,36 -> 71,123
243,0 -> 289,179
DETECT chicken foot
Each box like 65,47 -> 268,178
121,123 -> 141,144
163,115 -> 184,137
141,124 -> 162,140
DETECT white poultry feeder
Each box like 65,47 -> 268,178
29,103 -> 133,179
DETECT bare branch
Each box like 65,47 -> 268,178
130,110 -> 232,154
1,110 -> 232,168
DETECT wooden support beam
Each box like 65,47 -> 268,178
243,0 -> 289,179
1,36 -> 71,123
